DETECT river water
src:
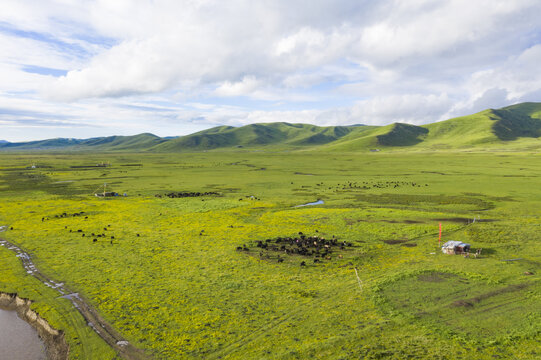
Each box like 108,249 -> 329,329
295,199 -> 324,207
0,308 -> 46,360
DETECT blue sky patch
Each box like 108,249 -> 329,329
22,65 -> 68,77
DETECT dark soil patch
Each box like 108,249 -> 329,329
356,194 -> 494,211
451,284 -> 529,308
69,165 -> 109,168
451,300 -> 474,307
421,171 -> 447,175
401,243 -> 417,247
433,217 -> 497,223
403,220 -> 424,224
433,217 -> 469,223
383,239 -> 408,245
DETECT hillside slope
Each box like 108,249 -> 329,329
2,102 -> 541,152
324,102 -> 541,151
151,122 -> 358,151
0,133 -> 164,151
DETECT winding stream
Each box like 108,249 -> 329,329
295,199 -> 324,207
0,235 -> 148,359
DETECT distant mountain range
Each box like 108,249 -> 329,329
2,102 -> 541,152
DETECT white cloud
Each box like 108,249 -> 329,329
1,0 -> 541,140
350,93 -> 454,125
214,76 -> 261,97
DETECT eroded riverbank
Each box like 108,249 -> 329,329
0,308 -> 45,360
0,292 -> 68,360
0,237 -> 149,360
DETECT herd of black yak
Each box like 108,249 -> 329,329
237,232 -> 353,266
315,180 -> 428,190
155,191 -> 219,198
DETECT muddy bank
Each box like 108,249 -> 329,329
0,236 -> 148,360
0,292 -> 69,360
0,308 -> 45,360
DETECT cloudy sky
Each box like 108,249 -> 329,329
1,0 -> 541,141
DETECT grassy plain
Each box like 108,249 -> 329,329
0,151 -> 540,359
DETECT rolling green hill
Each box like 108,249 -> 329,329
151,122 -> 357,151
325,102 -> 541,151
80,133 -> 165,150
0,133 -> 165,151
2,102 -> 541,152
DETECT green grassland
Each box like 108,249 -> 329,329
0,151 -> 539,359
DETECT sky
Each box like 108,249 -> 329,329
1,0 -> 541,142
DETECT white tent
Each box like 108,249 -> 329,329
441,241 -> 470,254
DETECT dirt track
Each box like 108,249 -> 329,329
0,237 -> 149,360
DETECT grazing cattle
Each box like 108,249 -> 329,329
239,233 -> 350,264
136,233 -> 140,237
111,236 -> 115,239
77,229 -> 82,233
82,234 -> 85,237
300,261 -> 306,266
93,239 -> 97,242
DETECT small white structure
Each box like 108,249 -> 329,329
441,241 -> 470,255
